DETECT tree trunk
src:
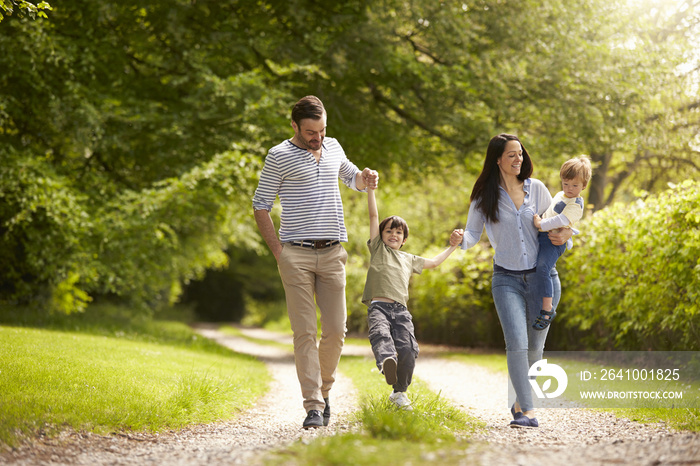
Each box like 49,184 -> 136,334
587,151 -> 613,212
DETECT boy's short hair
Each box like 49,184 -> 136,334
379,216 -> 409,241
560,155 -> 593,187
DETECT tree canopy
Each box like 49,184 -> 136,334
0,0 -> 50,22
1,0 -> 698,314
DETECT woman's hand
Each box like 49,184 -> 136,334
548,228 -> 573,246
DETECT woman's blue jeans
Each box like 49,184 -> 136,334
492,268 -> 561,412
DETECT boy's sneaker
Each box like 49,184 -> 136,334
389,391 -> 413,411
381,357 -> 398,385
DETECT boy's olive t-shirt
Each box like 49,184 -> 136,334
362,235 -> 424,307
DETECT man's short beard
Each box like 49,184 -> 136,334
301,136 -> 322,150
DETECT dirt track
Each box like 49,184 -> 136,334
3,325 -> 699,465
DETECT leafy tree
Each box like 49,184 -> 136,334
1,0 -> 698,319
0,1 -> 284,312
581,0 -> 700,209
0,0 -> 50,22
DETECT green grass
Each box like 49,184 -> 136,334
0,303 -> 234,356
442,351 -> 508,373
609,408 -> 700,431
545,357 -> 700,431
219,324 -> 368,351
218,325 -> 293,350
0,305 -> 271,448
345,336 -> 369,346
265,355 -> 485,465
442,352 -> 700,432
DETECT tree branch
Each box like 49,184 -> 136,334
645,99 -> 700,123
400,31 -> 448,65
366,81 -> 476,153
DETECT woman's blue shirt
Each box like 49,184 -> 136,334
461,178 -> 553,271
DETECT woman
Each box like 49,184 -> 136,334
459,133 -> 572,427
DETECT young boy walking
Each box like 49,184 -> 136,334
532,155 -> 592,330
362,187 -> 463,410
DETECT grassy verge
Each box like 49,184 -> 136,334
218,325 -> 293,350
445,352 -> 700,432
545,357 -> 700,431
265,355 -> 485,465
219,324 -> 368,350
441,351 -> 508,373
0,305 -> 270,448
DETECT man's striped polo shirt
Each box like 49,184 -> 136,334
252,137 -> 363,243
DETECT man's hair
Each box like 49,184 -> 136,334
378,216 -> 410,244
560,155 -> 593,187
291,95 -> 326,127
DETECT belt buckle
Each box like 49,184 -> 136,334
314,240 -> 327,249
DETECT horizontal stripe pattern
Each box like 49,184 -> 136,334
252,137 -> 361,242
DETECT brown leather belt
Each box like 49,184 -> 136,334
290,240 -> 340,249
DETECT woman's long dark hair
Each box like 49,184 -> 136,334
469,133 -> 533,223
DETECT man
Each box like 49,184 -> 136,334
253,95 -> 378,429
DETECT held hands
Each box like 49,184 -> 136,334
361,168 -> 379,190
449,229 -> 464,247
424,228 -> 464,269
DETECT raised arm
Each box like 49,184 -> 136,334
423,229 -> 464,269
368,187 -> 380,240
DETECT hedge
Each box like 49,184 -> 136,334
556,179 -> 700,350
344,179 -> 699,352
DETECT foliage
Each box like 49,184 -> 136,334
0,0 -> 50,22
558,180 -> 700,350
0,147 -> 260,313
0,0 -> 290,314
1,0 -> 698,318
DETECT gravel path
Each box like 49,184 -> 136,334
413,352 -> 700,465
3,325 -> 699,465
2,325 -> 359,466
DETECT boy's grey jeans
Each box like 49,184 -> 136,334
367,301 -> 420,393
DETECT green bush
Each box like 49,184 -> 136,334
0,149 -> 260,315
409,242 -> 501,347
246,173 -> 699,352
557,180 -> 700,350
